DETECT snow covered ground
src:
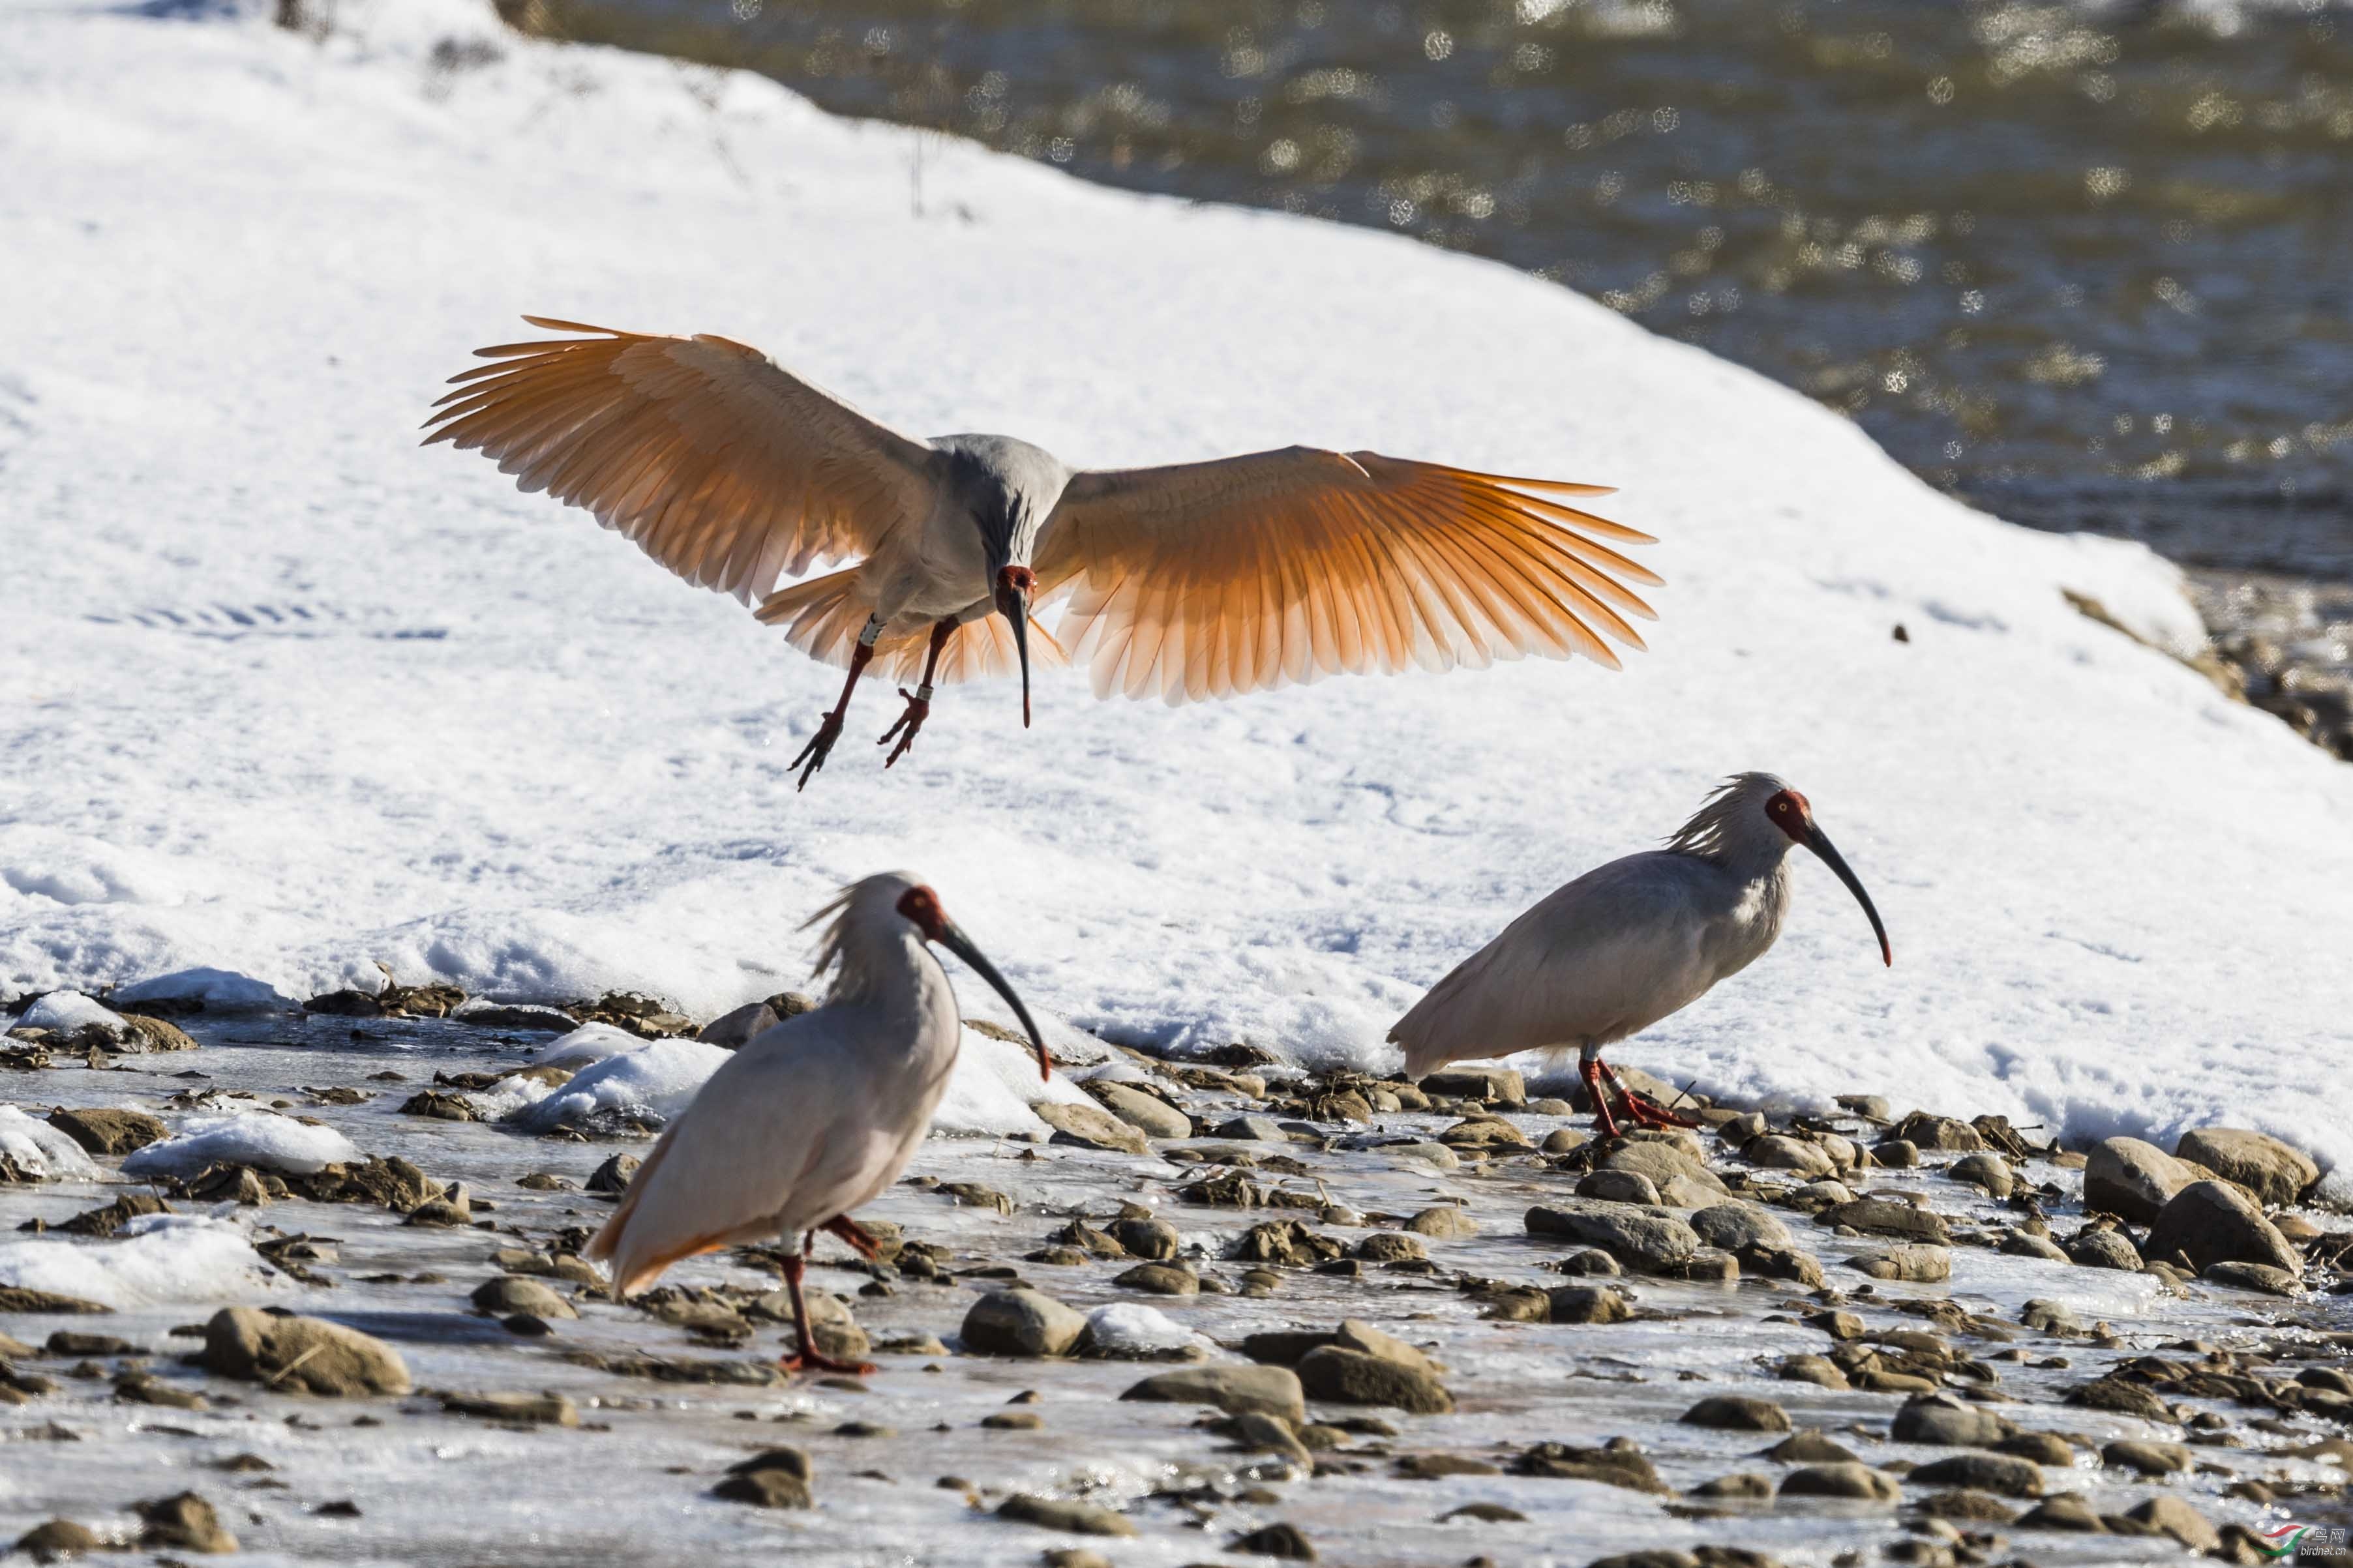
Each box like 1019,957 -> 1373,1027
3,0 -> 2348,1178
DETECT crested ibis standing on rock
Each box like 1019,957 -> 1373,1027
1388,774 -> 1892,1137
585,872 -> 1049,1374
424,319 -> 1660,788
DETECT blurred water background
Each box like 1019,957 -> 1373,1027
500,0 -> 2353,746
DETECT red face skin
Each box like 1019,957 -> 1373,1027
997,565 -> 1036,596
895,885 -> 948,941
1765,788 -> 1813,843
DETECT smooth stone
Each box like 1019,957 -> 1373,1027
1947,1152 -> 2015,1198
1545,1284 -> 1632,1324
1777,1355 -> 1849,1391
1111,1215 -> 1181,1261
696,1001 -> 778,1050
1889,1114 -> 1982,1152
1999,1230 -> 2071,1263
1744,1134 -> 1835,1179
1417,1065 -> 1526,1107
2064,1229 -> 2142,1271
1602,1143 -> 1728,1197
1778,1463 -> 1898,1502
1690,1472 -> 1775,1500
1214,1115 -> 1295,1143
469,1277 -> 576,1320
1872,1139 -> 1921,1168
1688,1204 -> 1791,1252
2202,1260 -> 2302,1296
961,1289 -> 1087,1357
712,1465 -> 812,1509
1578,1169 -> 1663,1206
996,1494 -> 1137,1537
1525,1205 -> 1698,1272
196,1308 -> 410,1396
1089,1082 -> 1193,1140
45,1107 -> 169,1155
1295,1346 -> 1452,1413
1681,1395 -> 1790,1432
2125,1494 -> 2219,1552
438,1389 -> 578,1426
1540,1128 -> 1589,1155
2083,1137 -> 2206,1225
2101,1439 -> 2188,1475
1849,1246 -> 1950,1282
13,1520 -> 102,1560
2174,1127 -> 2318,1207
1404,1206 -> 1476,1239
1820,1199 -> 1951,1245
1383,1142 -> 1461,1171
136,1492 -> 236,1554
1891,1393 -> 2008,1448
1353,1232 -> 1426,1264
1122,1364 -> 1306,1425
1032,1101 -> 1150,1155
1906,1453 -> 2043,1498
1993,1432 -> 2078,1467
1765,1432 -> 1860,1464
2144,1181 -> 2301,1273
2014,1494 -> 2105,1532
1111,1262 -> 1198,1295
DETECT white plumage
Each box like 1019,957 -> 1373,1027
585,872 -> 1047,1373
1390,774 -> 1891,1135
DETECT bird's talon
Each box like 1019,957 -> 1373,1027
1619,1091 -> 1701,1131
790,711 -> 845,791
877,689 -> 930,768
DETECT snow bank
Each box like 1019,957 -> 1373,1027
931,1026 -> 1102,1138
0,1213 -> 283,1307
111,968 -> 290,1012
121,1113 -> 361,1177
2,0 -> 2349,1176
14,990 -> 128,1035
0,1106 -> 101,1180
509,1036 -> 733,1131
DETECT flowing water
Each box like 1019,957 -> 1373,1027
503,0 -> 2353,737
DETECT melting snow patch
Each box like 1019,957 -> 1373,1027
510,1036 -> 732,1132
110,968 -> 288,1011
536,1022 -> 663,1072
931,1026 -> 1099,1138
121,1112 -> 359,1177
0,1213 -> 282,1308
1083,1303 -> 1212,1358
0,1106 -> 100,1179
15,990 -> 129,1035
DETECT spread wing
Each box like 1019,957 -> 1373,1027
423,318 -> 939,603
1030,447 -> 1658,705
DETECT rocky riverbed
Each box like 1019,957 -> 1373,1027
2,993 -> 2348,1566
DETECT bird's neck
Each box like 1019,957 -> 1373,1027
828,932 -> 959,1045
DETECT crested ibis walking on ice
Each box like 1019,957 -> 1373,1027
424,319 -> 1660,789
1388,774 -> 1892,1138
584,873 -> 1049,1374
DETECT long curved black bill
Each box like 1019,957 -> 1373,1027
995,581 -> 1033,730
938,919 -> 1052,1080
1803,824 -> 1892,967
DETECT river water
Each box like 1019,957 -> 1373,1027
505,0 -> 2352,739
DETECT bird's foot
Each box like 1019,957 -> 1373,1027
789,710 -> 845,791
1615,1090 -> 1701,1131
779,1350 -> 878,1377
877,688 -> 930,768
822,1215 -> 884,1263
1580,1058 -> 1625,1139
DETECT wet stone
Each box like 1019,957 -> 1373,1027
1113,1263 -> 1197,1295
1122,1364 -> 1305,1424
2144,1181 -> 2301,1273
1578,1169 -> 1662,1206
1999,1230 -> 2070,1263
2125,1494 -> 2219,1552
996,1494 -> 1137,1537
586,1153 -> 640,1194
1405,1206 -> 1476,1239
1688,1204 -> 1791,1252
137,1492 -> 236,1554
1525,1205 -> 1698,1273
1744,1135 -> 1835,1179
197,1307 -> 410,1396
1353,1232 -> 1425,1264
1915,1490 -> 2017,1524
1992,1431 -> 2076,1467
1295,1346 -> 1452,1413
1690,1472 -> 1775,1500
2174,1127 -> 2318,1207
1947,1153 -> 2014,1198
1418,1065 -> 1525,1107
2202,1260 -> 2301,1295
1778,1355 -> 1848,1391
1905,1453 -> 2043,1498
1513,1439 -> 1666,1493
437,1389 -> 579,1426
1681,1395 -> 1791,1432
2101,1439 -> 2188,1475
1229,1521 -> 1317,1560
1891,1394 -> 2008,1448
1778,1463 -> 1898,1502
1764,1432 -> 1861,1464
2064,1229 -> 2141,1271
961,1289 -> 1087,1357
1820,1200 -> 1951,1245
1087,1081 -> 1193,1139
472,1277 -> 577,1320
1872,1139 -> 1921,1168
1546,1284 -> 1632,1325
1033,1101 -> 1150,1155
45,1107 -> 167,1155
2084,1137 -> 2206,1225
14,1520 -> 100,1561
1889,1114 -> 1982,1152
1849,1246 -> 1951,1282
2015,1494 -> 2105,1532
713,1466 -> 813,1509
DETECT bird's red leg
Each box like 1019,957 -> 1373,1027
878,618 -> 955,767
1580,1051 -> 1624,1139
1598,1059 -> 1702,1131
790,621 -> 880,792
821,1215 -> 883,1262
776,1250 -> 878,1376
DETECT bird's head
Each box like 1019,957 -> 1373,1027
1669,775 -> 1891,967
1760,784 -> 1893,968
835,874 -> 1051,1080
